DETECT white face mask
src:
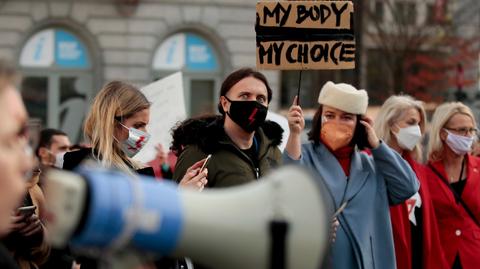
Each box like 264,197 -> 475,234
394,125 -> 422,151
119,123 -> 150,158
53,152 -> 66,169
444,129 -> 474,155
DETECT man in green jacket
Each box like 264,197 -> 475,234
172,68 -> 283,188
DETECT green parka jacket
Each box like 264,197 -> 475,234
171,115 -> 283,188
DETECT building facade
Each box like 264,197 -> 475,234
1,0 -> 478,142
0,0 -> 285,142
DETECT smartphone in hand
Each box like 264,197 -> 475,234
356,117 -> 371,150
200,154 -> 212,172
17,205 -> 37,217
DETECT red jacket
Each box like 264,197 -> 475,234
390,155 -> 448,269
425,155 -> 480,268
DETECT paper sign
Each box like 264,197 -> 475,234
133,72 -> 187,164
256,1 -> 355,70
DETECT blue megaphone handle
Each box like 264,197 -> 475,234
70,166 -> 184,255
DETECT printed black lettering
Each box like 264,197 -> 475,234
286,44 -> 297,63
340,43 -> 355,62
256,2 -> 355,69
273,42 -> 285,65
298,43 -> 309,64
296,5 -> 308,24
330,42 -> 342,65
331,3 -> 349,27
297,5 -> 321,24
258,43 -> 274,64
263,3 -> 292,27
312,6 -> 320,21
310,44 -> 328,62
320,4 -> 331,24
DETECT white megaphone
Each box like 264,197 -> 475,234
43,165 -> 332,269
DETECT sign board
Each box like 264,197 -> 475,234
20,29 -> 54,67
256,1 -> 355,70
152,34 -> 185,70
133,72 -> 187,164
55,30 -> 89,68
20,28 -> 89,69
153,33 -> 219,72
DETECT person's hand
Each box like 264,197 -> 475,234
330,217 -> 340,244
360,116 -> 380,149
9,212 -> 43,237
179,158 -> 208,191
287,96 -> 305,135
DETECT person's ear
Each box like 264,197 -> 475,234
38,147 -> 54,165
391,124 -> 399,135
220,96 -> 230,114
440,128 -> 447,141
38,147 -> 49,160
113,121 -> 128,141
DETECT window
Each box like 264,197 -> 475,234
153,32 -> 221,116
19,28 -> 93,142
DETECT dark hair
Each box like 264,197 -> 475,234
217,68 -> 273,115
307,106 -> 370,150
170,114 -> 220,156
35,128 -> 68,157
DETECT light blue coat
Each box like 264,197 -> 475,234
284,142 -> 419,269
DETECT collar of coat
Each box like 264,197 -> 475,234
171,115 -> 283,156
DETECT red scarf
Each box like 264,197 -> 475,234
321,138 -> 354,176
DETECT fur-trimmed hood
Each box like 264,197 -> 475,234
170,115 -> 283,156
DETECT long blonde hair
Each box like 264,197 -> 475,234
84,81 -> 150,173
427,102 -> 476,162
374,95 -> 427,162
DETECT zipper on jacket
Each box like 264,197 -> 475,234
221,141 -> 262,179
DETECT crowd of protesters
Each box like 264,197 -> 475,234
0,58 -> 479,269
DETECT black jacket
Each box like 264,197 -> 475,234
62,148 -> 154,176
0,243 -> 19,269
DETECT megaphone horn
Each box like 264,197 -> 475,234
44,165 -> 331,269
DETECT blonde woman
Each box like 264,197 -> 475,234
374,95 -> 447,269
425,102 -> 480,269
62,81 -> 207,189
60,81 -> 208,269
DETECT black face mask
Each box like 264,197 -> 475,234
224,96 -> 268,133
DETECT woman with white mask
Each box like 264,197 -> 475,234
59,81 -> 208,269
62,80 -> 207,188
425,102 -> 480,269
374,95 -> 448,269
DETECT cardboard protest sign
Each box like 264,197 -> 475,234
256,1 -> 355,70
133,72 -> 186,164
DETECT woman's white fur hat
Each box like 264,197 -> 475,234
318,81 -> 368,114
